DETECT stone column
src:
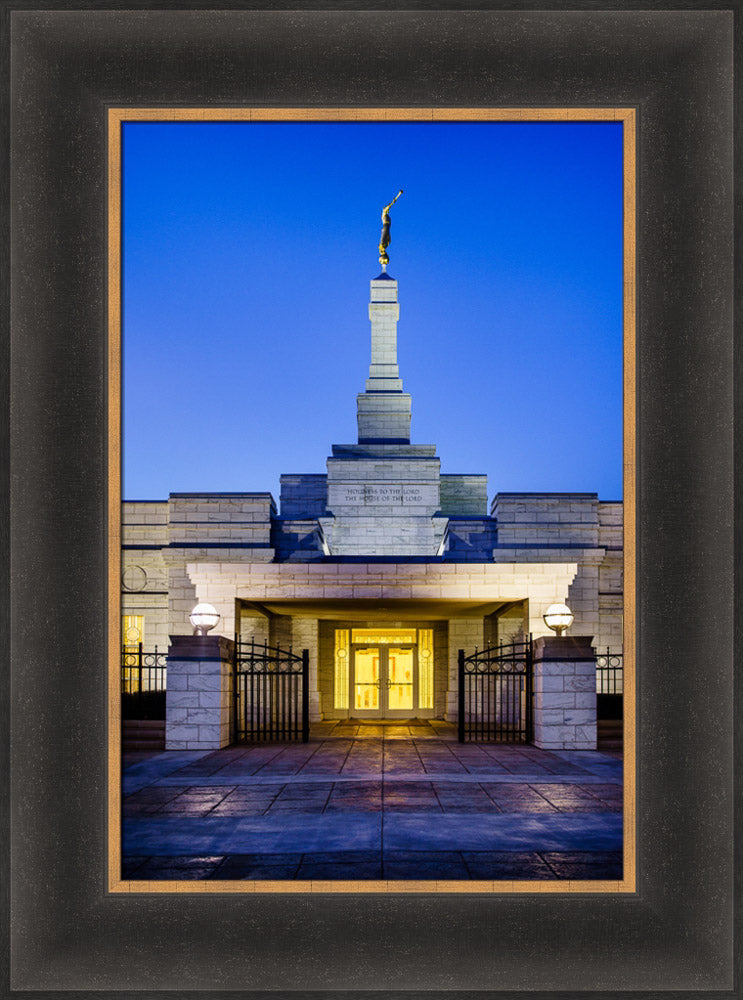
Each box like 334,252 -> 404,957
447,617 -> 484,722
269,614 -> 292,649
165,634 -> 235,750
238,607 -> 269,645
532,636 -> 597,750
292,617 -> 321,722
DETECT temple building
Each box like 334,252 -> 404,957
122,234 -> 623,725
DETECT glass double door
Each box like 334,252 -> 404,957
352,645 -> 416,717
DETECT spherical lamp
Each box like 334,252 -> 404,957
543,603 -> 574,637
189,602 -> 220,636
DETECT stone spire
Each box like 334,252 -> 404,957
321,219 -> 448,557
357,273 -> 412,444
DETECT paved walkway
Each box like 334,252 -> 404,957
122,722 -> 623,882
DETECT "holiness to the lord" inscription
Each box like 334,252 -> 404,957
333,484 -> 429,506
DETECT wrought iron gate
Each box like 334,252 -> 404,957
596,648 -> 623,720
121,643 -> 167,719
458,638 -> 533,743
233,638 -> 309,743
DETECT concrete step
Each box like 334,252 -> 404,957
597,719 -> 623,750
123,720 -> 165,751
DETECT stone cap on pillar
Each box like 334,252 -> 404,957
168,634 -> 235,660
533,636 -> 595,661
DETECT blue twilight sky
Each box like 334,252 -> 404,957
123,120 -> 623,502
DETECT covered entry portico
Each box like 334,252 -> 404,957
185,561 -> 581,723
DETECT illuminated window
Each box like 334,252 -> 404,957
353,647 -> 380,711
387,647 -> 414,711
418,628 -> 434,709
351,628 -> 416,645
122,614 -> 144,652
334,628 -> 350,710
122,615 -> 145,693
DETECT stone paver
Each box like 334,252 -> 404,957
122,722 -> 623,881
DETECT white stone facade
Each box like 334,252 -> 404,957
122,269 -> 623,733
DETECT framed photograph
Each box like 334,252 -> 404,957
6,6 -> 735,995
110,107 -> 632,896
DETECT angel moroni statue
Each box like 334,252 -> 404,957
378,190 -> 403,270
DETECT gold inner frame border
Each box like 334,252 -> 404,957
107,106 -> 636,896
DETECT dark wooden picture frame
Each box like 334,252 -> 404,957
4,6 -> 735,995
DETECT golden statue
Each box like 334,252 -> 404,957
378,189 -> 403,269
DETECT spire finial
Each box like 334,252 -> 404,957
378,189 -> 403,270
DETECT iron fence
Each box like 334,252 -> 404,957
458,638 -> 533,743
596,648 -> 623,720
121,643 -> 167,719
233,638 -> 309,743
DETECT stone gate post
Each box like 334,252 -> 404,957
165,634 -> 235,750
532,635 -> 597,750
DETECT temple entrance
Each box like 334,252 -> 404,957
347,627 -> 434,719
352,646 -> 415,715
